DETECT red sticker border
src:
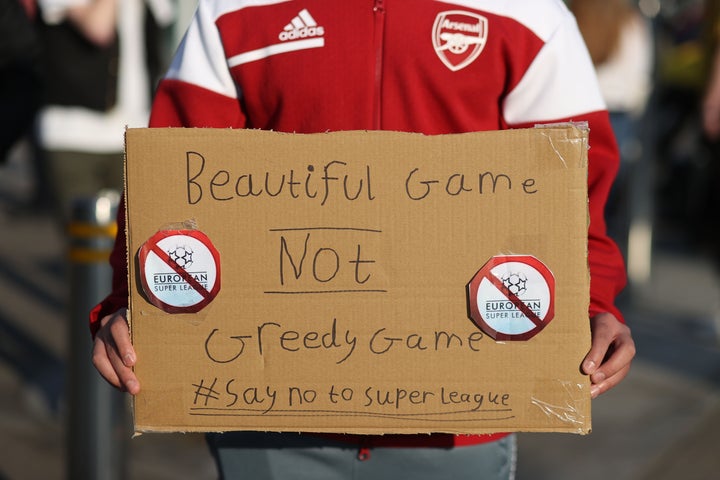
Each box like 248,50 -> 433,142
467,255 -> 555,341
138,229 -> 221,314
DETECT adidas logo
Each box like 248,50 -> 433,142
278,8 -> 324,41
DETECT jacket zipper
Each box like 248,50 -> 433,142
373,0 -> 385,129
358,446 -> 371,461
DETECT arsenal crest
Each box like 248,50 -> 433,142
432,10 -> 488,71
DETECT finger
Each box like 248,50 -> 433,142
582,312 -> 627,375
582,348 -> 607,376
590,335 -> 636,385
582,327 -> 614,375
92,337 -> 123,389
591,363 -> 632,399
93,311 -> 141,394
103,335 -> 141,395
117,366 -> 141,395
109,314 -> 136,367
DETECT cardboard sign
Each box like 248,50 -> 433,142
125,126 -> 592,435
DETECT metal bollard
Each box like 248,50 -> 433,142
66,190 -> 129,480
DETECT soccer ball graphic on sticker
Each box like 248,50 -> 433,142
501,272 -> 527,295
169,245 -> 194,269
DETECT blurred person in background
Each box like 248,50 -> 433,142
570,0 -> 654,266
700,1 -> 720,268
703,38 -> 720,140
654,0 -> 720,267
0,0 -> 43,165
34,0 -> 176,225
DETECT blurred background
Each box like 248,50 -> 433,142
1,0 -> 719,479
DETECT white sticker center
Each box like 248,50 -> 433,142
139,230 -> 221,313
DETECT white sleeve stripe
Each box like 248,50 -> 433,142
162,0 -> 296,101
228,39 -> 325,67
164,1 -> 239,100
502,14 -> 606,124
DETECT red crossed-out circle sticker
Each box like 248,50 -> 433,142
467,255 -> 555,341
138,229 -> 221,314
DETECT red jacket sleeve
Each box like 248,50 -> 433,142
583,111 -> 628,322
89,195 -> 129,337
509,111 -> 627,323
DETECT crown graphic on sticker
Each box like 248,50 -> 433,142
138,229 -> 221,313
466,255 -> 555,341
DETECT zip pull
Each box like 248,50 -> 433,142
357,446 -> 371,461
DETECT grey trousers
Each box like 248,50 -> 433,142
206,432 -> 516,480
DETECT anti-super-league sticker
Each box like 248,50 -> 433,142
467,255 -> 555,341
138,229 -> 221,314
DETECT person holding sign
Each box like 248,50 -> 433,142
91,1 -> 635,478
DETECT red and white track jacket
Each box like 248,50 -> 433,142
91,0 -> 627,447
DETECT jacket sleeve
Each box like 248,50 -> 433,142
89,195 -> 129,337
148,1 -> 247,129
578,111 -> 627,323
503,6 -> 627,322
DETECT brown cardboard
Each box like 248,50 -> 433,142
124,126 -> 592,435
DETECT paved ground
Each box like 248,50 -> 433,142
1,142 -> 719,479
